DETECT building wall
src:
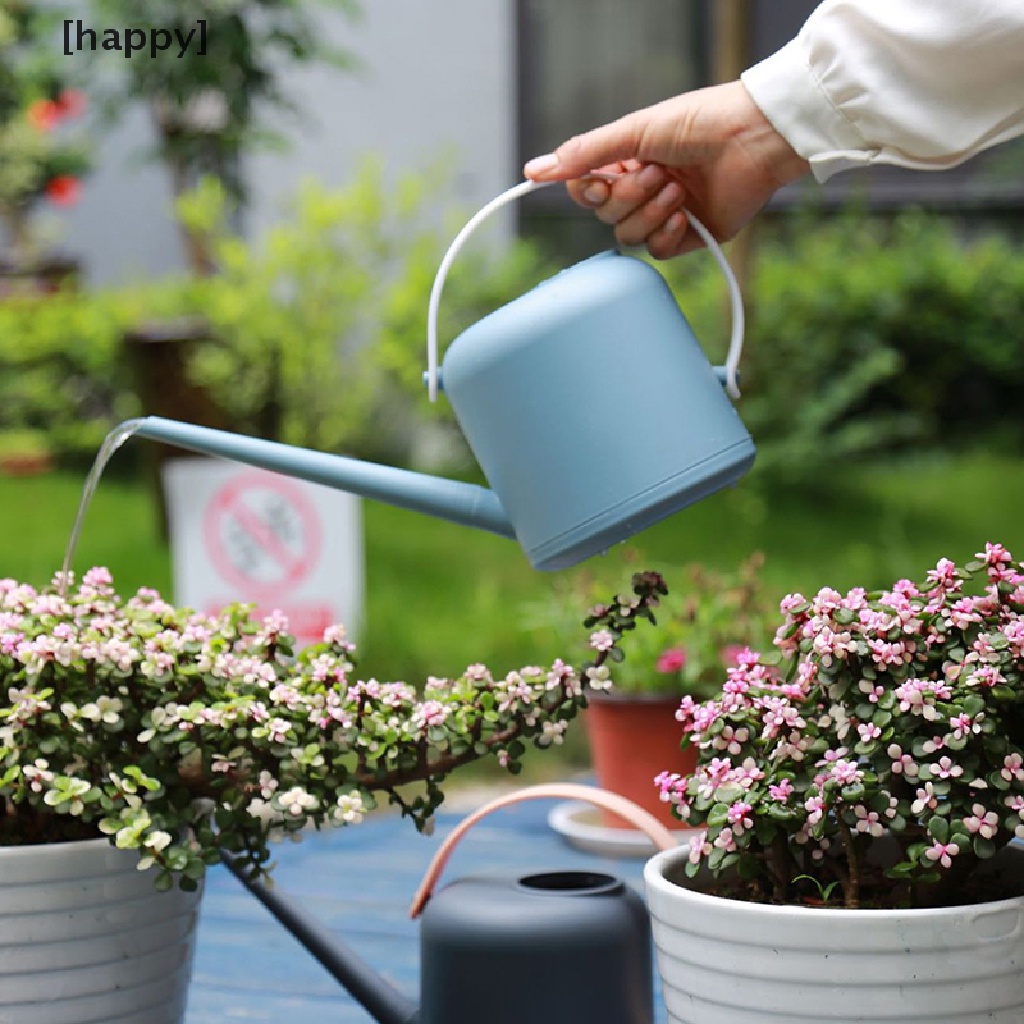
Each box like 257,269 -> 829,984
58,0 -> 516,286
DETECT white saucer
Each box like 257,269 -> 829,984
547,800 -> 694,859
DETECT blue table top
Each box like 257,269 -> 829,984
185,791 -> 668,1023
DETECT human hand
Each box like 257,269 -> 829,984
523,81 -> 809,258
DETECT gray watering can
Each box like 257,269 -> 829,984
223,783 -> 678,1024
136,179 -> 754,570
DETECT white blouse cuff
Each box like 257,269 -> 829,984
740,39 -> 875,183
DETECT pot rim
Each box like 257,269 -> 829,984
644,841 -> 1024,920
586,688 -> 685,706
0,835 -> 112,859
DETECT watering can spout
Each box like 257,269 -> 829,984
134,417 -> 518,542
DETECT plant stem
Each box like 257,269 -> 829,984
838,821 -> 861,909
769,833 -> 792,902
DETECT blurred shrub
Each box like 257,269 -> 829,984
8,201 -> 1022,487
0,280 -> 193,465
179,164 -> 554,465
0,164 -> 552,471
657,211 -> 1024,489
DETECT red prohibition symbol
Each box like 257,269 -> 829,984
204,471 -> 323,602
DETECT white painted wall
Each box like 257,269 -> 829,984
58,0 -> 516,285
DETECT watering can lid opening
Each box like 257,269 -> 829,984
517,870 -> 624,896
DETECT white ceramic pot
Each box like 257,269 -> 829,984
0,837 -> 202,1024
645,842 -> 1024,1023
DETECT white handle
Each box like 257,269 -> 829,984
426,175 -> 746,402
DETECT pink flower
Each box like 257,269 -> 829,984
713,827 -> 738,852
804,794 -> 826,826
589,630 -> 615,652
933,756 -> 963,780
727,801 -> 754,832
56,89 -> 87,118
963,805 -> 999,839
981,542 -> 1012,569
924,841 -> 959,869
911,783 -> 938,815
854,806 -> 885,837
828,759 -> 864,787
768,778 -> 794,803
949,713 -> 978,741
656,646 -> 687,673
719,644 -> 746,668
1002,753 -> 1024,784
857,722 -> 882,744
688,830 -> 712,866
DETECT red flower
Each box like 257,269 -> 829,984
56,90 -> 87,119
45,176 -> 82,207
656,646 -> 687,673
26,99 -> 61,132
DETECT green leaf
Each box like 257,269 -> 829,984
928,816 -> 949,844
706,804 -> 730,829
973,835 -> 998,859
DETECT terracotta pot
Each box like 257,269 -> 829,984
585,690 -> 695,830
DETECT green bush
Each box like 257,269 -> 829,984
0,165 -> 552,472
657,211 -> 1024,489
179,165 -> 554,466
0,281 -> 194,465
5,200 -> 1021,488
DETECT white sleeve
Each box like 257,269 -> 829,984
740,0 -> 1024,182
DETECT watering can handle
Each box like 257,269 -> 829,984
426,175 -> 746,403
408,782 -> 678,918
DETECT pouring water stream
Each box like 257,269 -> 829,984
59,418 -> 146,596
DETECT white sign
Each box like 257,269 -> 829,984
163,458 -> 364,647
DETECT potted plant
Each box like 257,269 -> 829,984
643,543 -> 1024,1022
539,555 -> 774,831
0,1 -> 88,291
0,565 -> 660,1023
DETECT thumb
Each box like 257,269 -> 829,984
524,112 -> 646,181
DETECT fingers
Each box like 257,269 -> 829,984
645,210 -> 696,260
563,162 -> 693,260
564,159 -> 632,209
523,112 -> 646,182
611,177 -> 683,245
568,162 -> 669,221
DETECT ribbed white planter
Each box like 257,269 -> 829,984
0,837 -> 202,1024
645,843 -> 1024,1023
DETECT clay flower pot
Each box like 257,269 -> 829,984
585,690 -> 695,830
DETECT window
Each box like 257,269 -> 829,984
515,0 -> 704,256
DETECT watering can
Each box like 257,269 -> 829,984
136,178 -> 754,570
223,783 -> 678,1024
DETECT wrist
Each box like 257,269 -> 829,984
730,80 -> 811,188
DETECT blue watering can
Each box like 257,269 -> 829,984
136,179 -> 754,570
